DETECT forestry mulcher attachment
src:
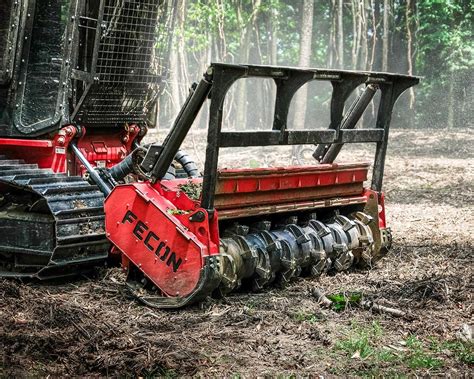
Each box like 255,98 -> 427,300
0,1 -> 419,308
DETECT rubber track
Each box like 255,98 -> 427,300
0,155 -> 110,279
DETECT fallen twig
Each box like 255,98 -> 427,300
310,287 -> 333,307
360,300 -> 408,318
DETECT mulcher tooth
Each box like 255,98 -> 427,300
309,220 -> 335,254
275,239 -> 298,284
334,251 -> 354,272
301,223 -> 330,277
310,256 -> 329,276
326,221 -> 354,271
271,228 -> 303,281
228,223 -> 250,237
349,212 -> 376,266
353,211 -> 373,225
243,233 -> 273,289
217,239 -> 241,294
252,247 -> 272,291
249,220 -> 272,233
285,224 -> 312,267
333,215 -> 360,250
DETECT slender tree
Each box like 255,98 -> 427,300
292,0 -> 314,131
406,0 -> 415,109
337,0 -> 344,68
382,0 -> 390,71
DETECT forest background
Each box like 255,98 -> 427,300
156,0 -> 472,132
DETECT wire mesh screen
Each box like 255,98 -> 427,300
0,1 -> 17,83
75,0 -> 174,127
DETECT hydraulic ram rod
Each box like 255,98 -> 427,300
314,84 -> 378,163
145,72 -> 213,181
70,141 -> 112,196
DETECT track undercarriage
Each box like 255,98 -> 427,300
0,156 -> 109,278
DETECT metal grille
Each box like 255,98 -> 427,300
0,0 -> 18,83
75,0 -> 174,127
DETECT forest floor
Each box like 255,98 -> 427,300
1,128 -> 473,377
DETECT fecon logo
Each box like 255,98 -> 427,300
122,210 -> 183,272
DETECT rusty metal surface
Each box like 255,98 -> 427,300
216,196 -> 368,220
214,163 -> 368,211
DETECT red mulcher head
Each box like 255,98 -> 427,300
104,64 -> 419,308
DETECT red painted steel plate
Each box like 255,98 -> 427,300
0,138 -> 52,148
214,163 -> 369,209
105,183 -> 208,297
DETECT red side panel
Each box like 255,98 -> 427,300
0,126 -> 77,172
160,164 -> 370,220
212,163 -> 369,218
104,183 -> 213,297
0,125 -> 141,175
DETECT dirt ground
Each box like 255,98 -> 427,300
1,128 -> 473,377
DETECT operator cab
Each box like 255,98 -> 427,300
0,0 -> 167,138
0,0 -> 70,138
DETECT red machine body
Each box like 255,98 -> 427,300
0,61 -> 418,308
0,124 -> 141,175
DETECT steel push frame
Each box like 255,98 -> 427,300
199,63 -> 419,215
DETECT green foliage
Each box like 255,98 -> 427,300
177,180 -> 202,201
416,0 -> 473,74
248,159 -> 261,168
335,321 -> 385,359
327,291 -> 363,311
330,324 -> 474,374
142,365 -> 178,379
404,336 -> 443,369
429,337 -> 474,365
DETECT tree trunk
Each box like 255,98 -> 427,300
236,0 -> 261,130
292,0 -> 314,131
216,0 -> 226,61
169,0 -> 186,121
351,0 -> 362,68
337,0 -> 344,68
328,0 -> 336,67
361,0 -> 369,70
447,69 -> 454,129
176,0 -> 189,108
169,41 -> 181,120
269,7 -> 278,66
382,0 -> 389,71
406,0 -> 415,109
370,0 -> 380,71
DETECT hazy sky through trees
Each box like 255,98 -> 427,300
157,0 -> 472,131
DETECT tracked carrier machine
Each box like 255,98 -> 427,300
0,1 -> 419,308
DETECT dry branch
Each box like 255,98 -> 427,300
310,287 -> 333,307
360,299 -> 411,319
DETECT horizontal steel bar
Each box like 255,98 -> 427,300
219,130 -> 336,147
338,129 -> 385,143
